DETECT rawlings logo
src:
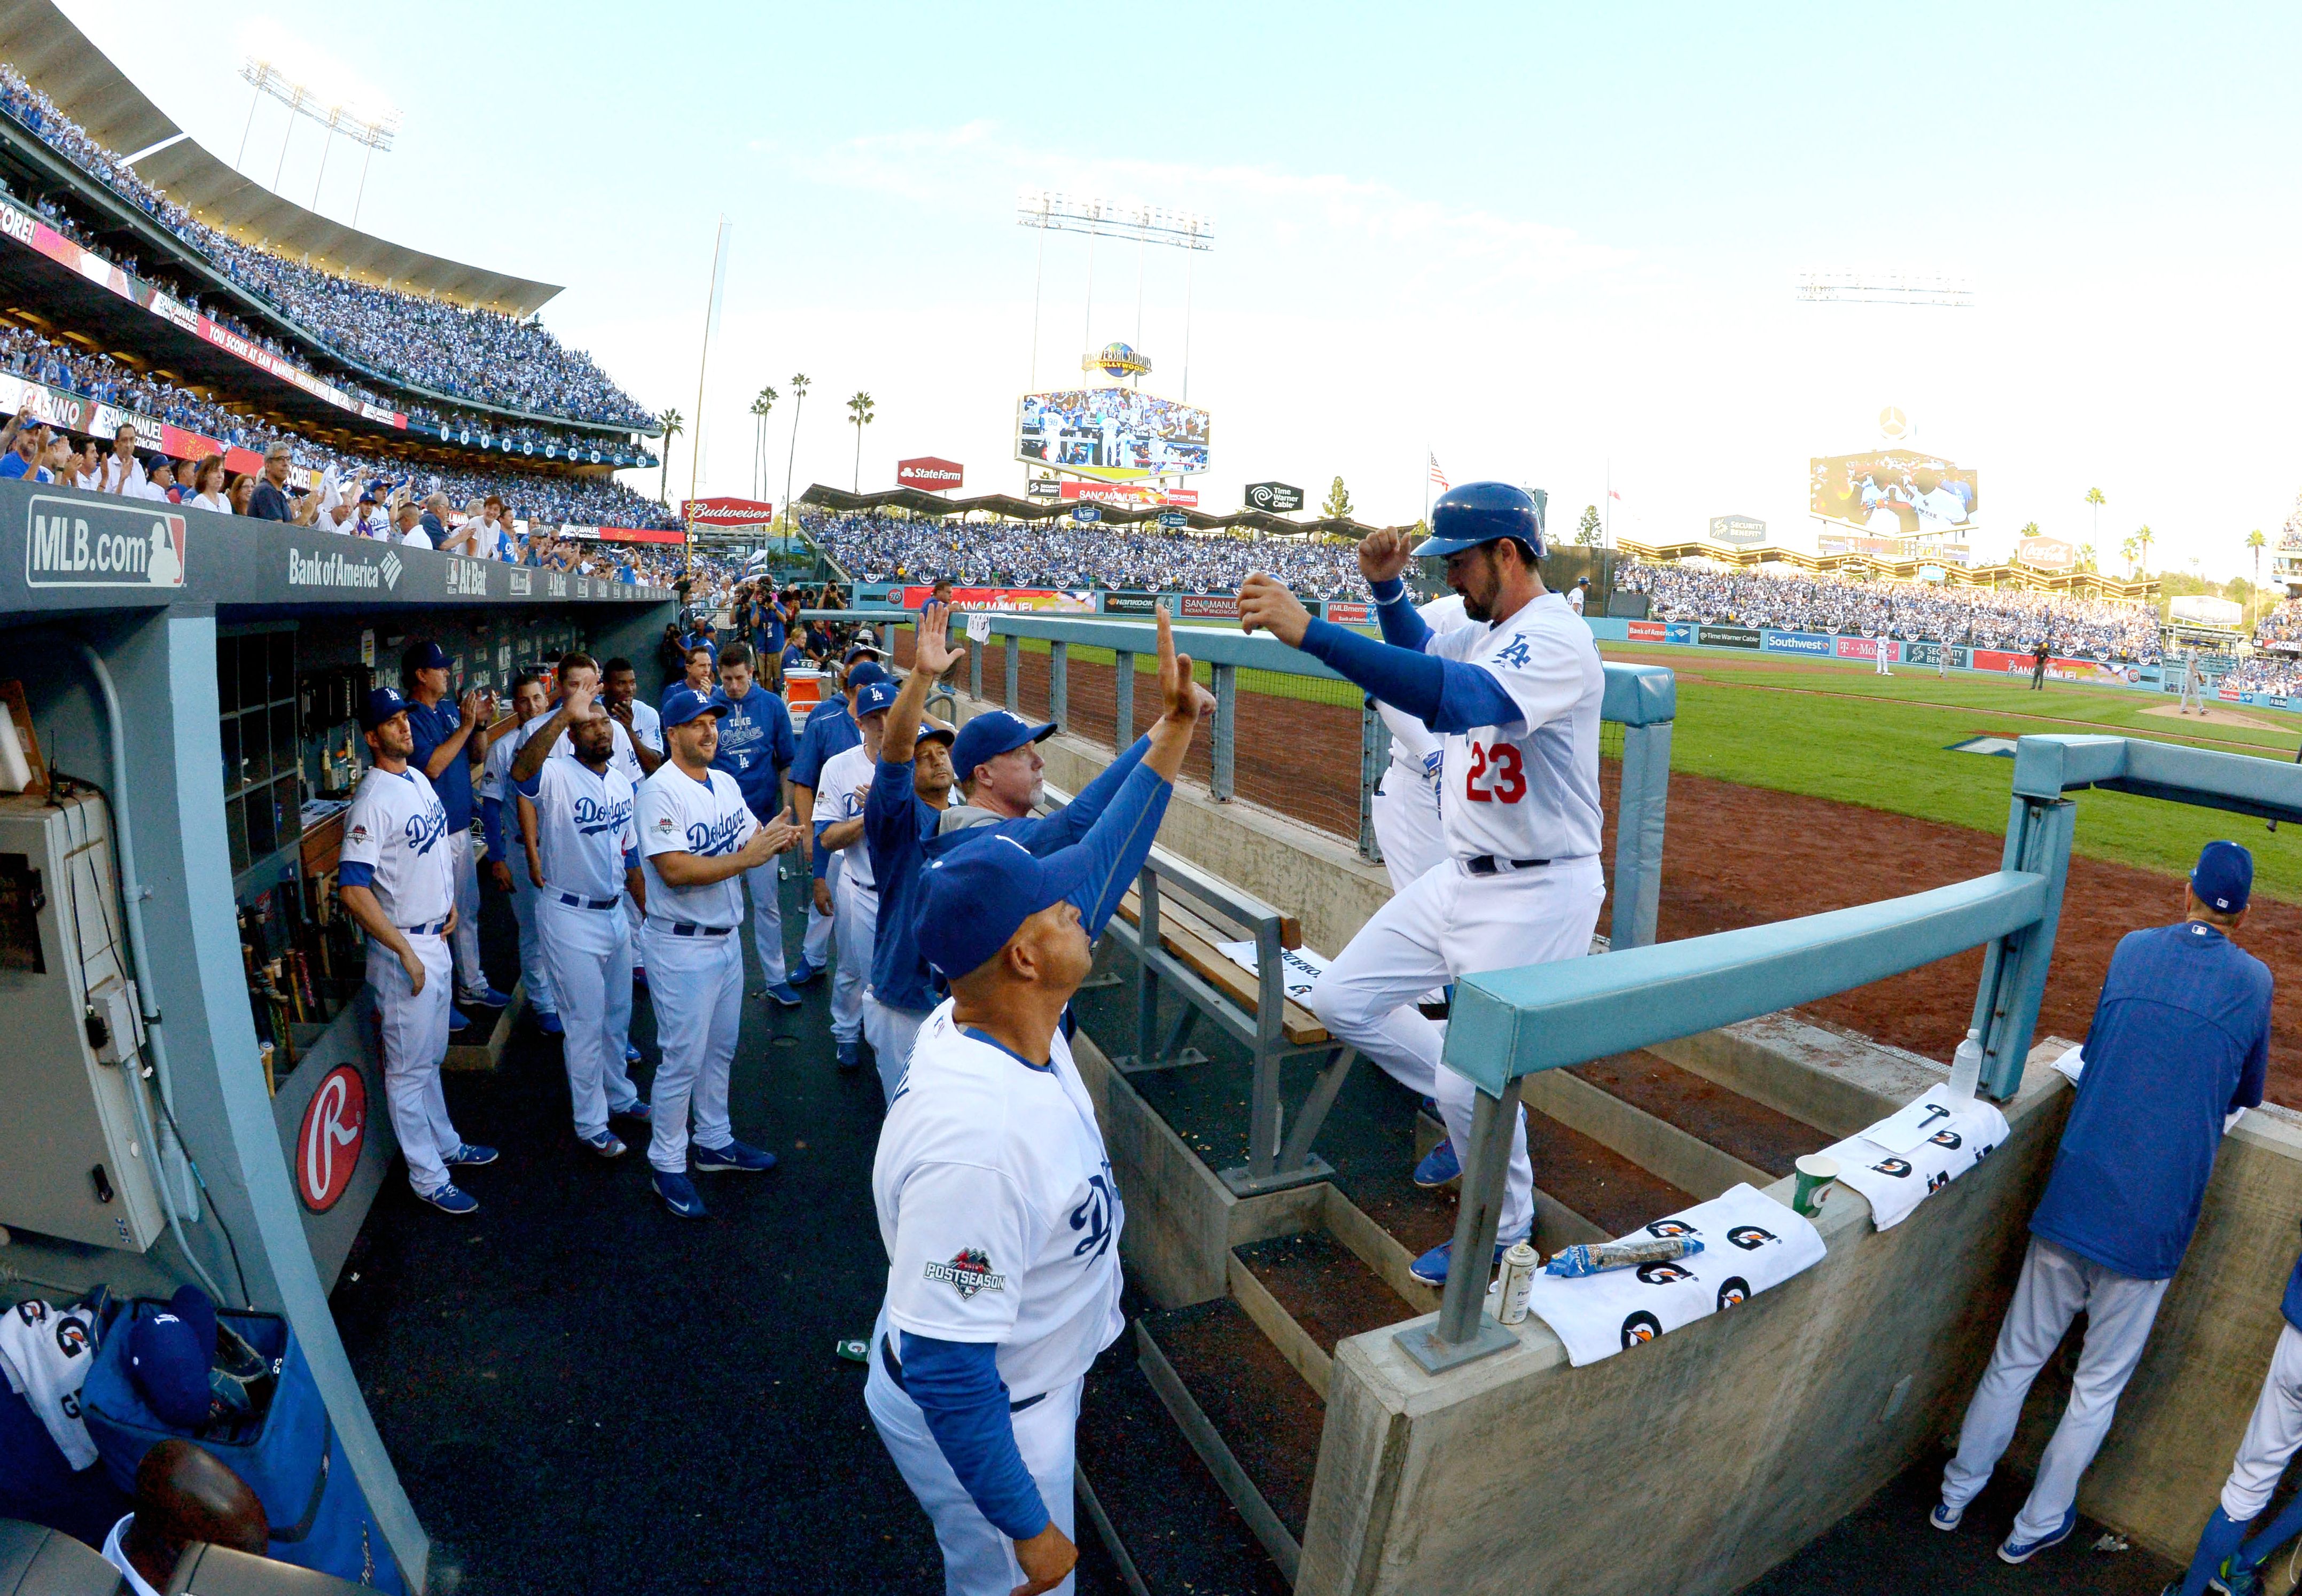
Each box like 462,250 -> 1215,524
924,1248 -> 1005,1300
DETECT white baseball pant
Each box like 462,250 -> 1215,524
743,858 -> 790,987
366,933 -> 460,1196
505,862 -> 557,1016
832,873 -> 878,1047
1875,643 -> 1893,676
2220,1322 -> 2302,1521
863,996 -> 927,1105
446,830 -> 486,999
1941,1235 -> 2171,1542
1307,857 -> 1608,1248
865,1317 -> 1081,1596
802,845 -> 837,971
537,898 -> 641,1139
639,921 -> 745,1172
2181,675 -> 2206,713
1370,773 -> 1447,896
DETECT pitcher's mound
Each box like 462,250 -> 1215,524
2141,701 -> 2288,732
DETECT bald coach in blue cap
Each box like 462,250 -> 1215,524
864,604 -> 1211,1596
1936,840 -> 2273,1566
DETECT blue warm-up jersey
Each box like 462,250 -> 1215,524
711,684 -> 795,820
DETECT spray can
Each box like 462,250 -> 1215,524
1495,1240 -> 1539,1325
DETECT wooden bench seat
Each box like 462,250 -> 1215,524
1115,887 -> 1330,1047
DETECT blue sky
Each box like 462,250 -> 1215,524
58,1 -> 2302,576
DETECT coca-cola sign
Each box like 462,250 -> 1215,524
896,456 -> 964,491
295,1065 -> 367,1213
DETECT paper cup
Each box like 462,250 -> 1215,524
1792,1153 -> 1840,1218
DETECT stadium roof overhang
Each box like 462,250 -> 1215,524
797,482 -> 1404,538
1616,535 -> 2161,601
0,0 -> 563,317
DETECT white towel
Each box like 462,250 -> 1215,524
1522,1183 -> 1827,1367
1823,1084 -> 2011,1232
0,1298 -> 100,1469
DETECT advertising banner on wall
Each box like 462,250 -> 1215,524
1708,515 -> 1767,545
1699,624 -> 1763,650
1324,601 -> 1370,624
681,496 -> 777,528
1627,620 -> 1666,642
896,585 -> 1096,613
1970,649 -> 2144,685
1835,637 -> 1900,663
1759,628 -> 1833,656
1057,480 -> 1201,508
1101,590 -> 1161,615
895,457 -> 964,492
1900,641 -> 1967,669
1178,594 -> 1241,619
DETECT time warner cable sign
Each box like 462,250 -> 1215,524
24,495 -> 186,587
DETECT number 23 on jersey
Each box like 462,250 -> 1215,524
1464,740 -> 1526,803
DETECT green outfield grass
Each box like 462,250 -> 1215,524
1599,643 -> 2302,896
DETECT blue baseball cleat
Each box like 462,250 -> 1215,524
580,1130 -> 625,1159
445,1143 -> 498,1167
449,1008 -> 472,1032
611,1099 -> 652,1123
1929,1500 -> 1962,1532
1997,1506 -> 2077,1564
836,1039 -> 861,1070
1409,1240 -> 1507,1287
624,1042 -> 644,1065
763,981 -> 804,1009
693,1139 -> 777,1173
535,1010 -> 564,1036
416,1184 -> 478,1216
459,985 -> 513,1009
653,1170 -> 707,1219
1414,1137 -> 1461,1188
788,959 -> 820,986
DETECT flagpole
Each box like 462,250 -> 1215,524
1604,456 -> 1612,550
1423,444 -> 1430,527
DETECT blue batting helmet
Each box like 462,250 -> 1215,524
1416,482 -> 1546,561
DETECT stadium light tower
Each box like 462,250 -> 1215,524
236,59 -> 402,226
1019,192 -> 1213,398
1794,269 -> 1973,308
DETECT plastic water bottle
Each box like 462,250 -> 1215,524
1948,1028 -> 1983,1102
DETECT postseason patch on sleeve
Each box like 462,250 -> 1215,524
924,1248 -> 1005,1301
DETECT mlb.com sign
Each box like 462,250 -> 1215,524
25,496 -> 184,588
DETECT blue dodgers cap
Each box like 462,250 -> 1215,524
846,660 -> 888,691
843,641 -> 885,663
128,1306 -> 213,1429
855,678 -> 899,717
661,686 -> 731,729
916,832 -> 1099,983
950,709 -> 1056,781
168,1284 -> 216,1365
1416,481 -> 1547,560
2192,840 -> 2253,914
401,640 -> 451,675
360,686 -> 410,730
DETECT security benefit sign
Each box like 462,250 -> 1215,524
24,495 -> 185,588
1520,1184 -> 1826,1366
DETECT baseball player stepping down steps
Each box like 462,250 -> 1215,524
868,603 -> 1212,1596
1238,482 -> 1607,1287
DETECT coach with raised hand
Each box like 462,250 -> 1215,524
865,600 -> 1212,1596
1935,841 -> 2273,1568
1237,483 -> 1605,1285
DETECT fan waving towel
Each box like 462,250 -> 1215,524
1523,1183 -> 1827,1368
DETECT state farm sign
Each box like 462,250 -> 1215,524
896,456 -> 964,491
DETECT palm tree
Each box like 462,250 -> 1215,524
846,390 -> 875,491
782,373 -> 810,529
2134,524 -> 2153,573
2248,528 -> 2267,628
657,408 -> 683,505
2120,534 -> 2140,576
2078,542 -> 2096,573
2085,486 -> 2105,546
749,386 -> 778,502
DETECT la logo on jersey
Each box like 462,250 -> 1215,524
924,1248 -> 1006,1300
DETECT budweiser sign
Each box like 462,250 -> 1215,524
681,496 -> 778,527
896,456 -> 964,491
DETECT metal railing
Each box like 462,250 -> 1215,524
803,607 -> 1677,949
1404,731 -> 2302,1375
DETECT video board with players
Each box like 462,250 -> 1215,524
1016,388 -> 1209,482
1810,449 -> 1979,537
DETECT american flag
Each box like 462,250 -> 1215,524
1428,453 -> 1449,489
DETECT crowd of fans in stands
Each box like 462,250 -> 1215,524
1619,561 -> 2165,663
0,320 -> 677,530
0,62 -> 653,431
806,510 -> 1368,597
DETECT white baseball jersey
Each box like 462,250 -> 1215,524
624,697 -> 664,755
340,764 -> 455,924
516,706 -> 644,785
874,1002 -> 1123,1401
521,756 -> 639,903
0,1297 -> 99,1468
1429,592 -> 1605,863
477,717 -> 528,807
817,742 -> 878,894
1380,594 -> 1471,785
636,763 -> 758,927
